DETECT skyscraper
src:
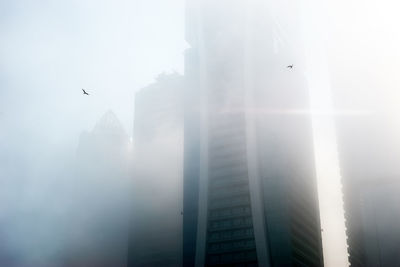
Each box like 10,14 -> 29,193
334,110 -> 400,267
128,73 -> 184,267
73,111 -> 131,267
360,179 -> 400,267
183,1 -> 324,266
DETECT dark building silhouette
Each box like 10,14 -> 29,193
183,1 -> 324,266
77,111 -> 130,168
71,110 -> 131,267
334,113 -> 400,267
360,179 -> 400,267
128,73 -> 184,267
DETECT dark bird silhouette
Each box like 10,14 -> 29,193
287,64 -> 294,69
181,211 -> 183,215
82,88 -> 89,95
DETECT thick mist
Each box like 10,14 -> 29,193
0,0 -> 185,266
1,0 -> 400,266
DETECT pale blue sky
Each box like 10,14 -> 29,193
0,0 -> 186,143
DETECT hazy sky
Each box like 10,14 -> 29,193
0,0 -> 185,265
0,0 -> 186,143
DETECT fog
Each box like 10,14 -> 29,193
1,0 -> 400,266
1,0 -> 185,266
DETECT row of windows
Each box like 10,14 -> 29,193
209,158 -> 247,174
210,206 -> 251,218
207,250 -> 257,265
208,152 -> 247,167
209,170 -> 248,183
292,245 -> 321,267
210,177 -> 249,189
210,171 -> 249,183
209,188 -> 250,202
209,163 -> 248,180
209,133 -> 247,152
208,132 -> 245,145
208,228 -> 254,242
290,209 -> 321,246
209,217 -> 253,230
289,193 -> 316,222
208,239 -> 256,253
291,235 -> 321,264
210,195 -> 251,209
208,146 -> 247,163
212,183 -> 249,195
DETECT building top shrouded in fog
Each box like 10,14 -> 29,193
183,1 -> 323,266
78,110 -> 129,166
128,73 -> 184,267
133,72 -> 183,143
73,110 -> 131,267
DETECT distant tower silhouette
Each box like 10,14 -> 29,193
128,73 -> 184,267
73,110 -> 130,267
78,110 -> 128,162
334,83 -> 400,266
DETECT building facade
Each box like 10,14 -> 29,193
183,1 -> 324,266
335,114 -> 400,267
360,180 -> 400,267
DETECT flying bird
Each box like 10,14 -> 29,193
287,64 -> 293,69
82,88 -> 89,95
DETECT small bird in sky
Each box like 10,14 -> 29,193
82,88 -> 89,95
287,64 -> 294,69
181,211 -> 183,215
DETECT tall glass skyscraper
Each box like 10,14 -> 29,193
183,1 -> 324,266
